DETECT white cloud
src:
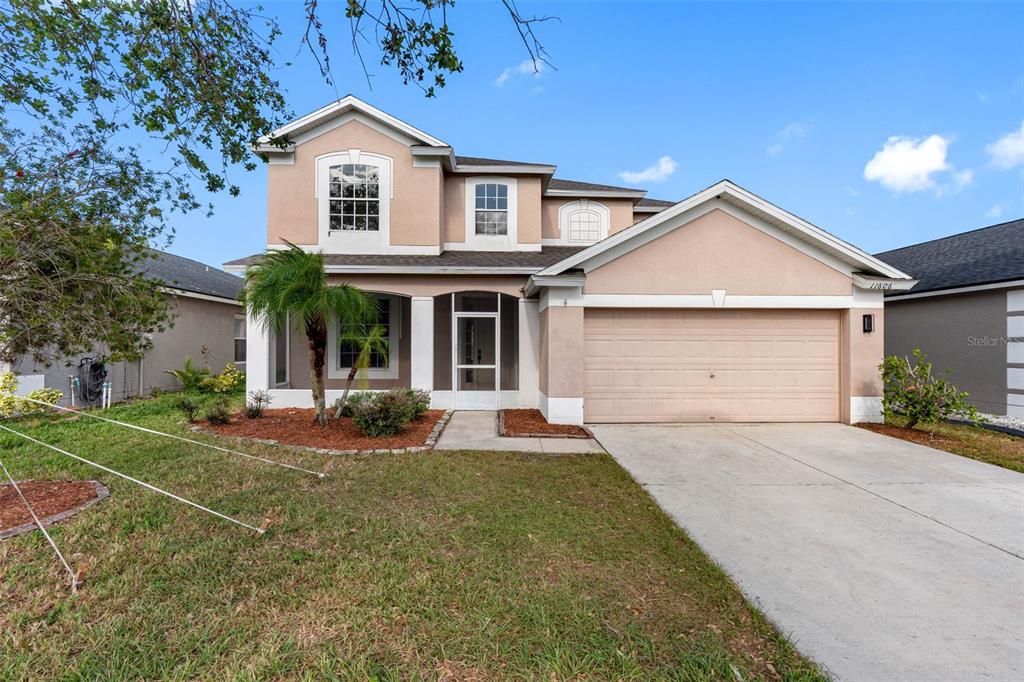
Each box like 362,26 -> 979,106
617,156 -> 679,184
986,122 -> 1024,169
863,134 -> 952,192
936,168 -> 975,197
985,204 -> 1005,219
766,122 -> 806,156
495,59 -> 545,87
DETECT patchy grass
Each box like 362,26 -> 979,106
858,417 -> 1024,473
1,394 -> 824,680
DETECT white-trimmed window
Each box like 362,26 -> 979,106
328,294 -> 400,379
556,200 -> 611,244
233,315 -> 246,364
316,150 -> 392,252
329,164 -> 380,232
456,176 -> 519,251
474,183 -> 508,235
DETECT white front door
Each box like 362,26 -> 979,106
454,314 -> 499,409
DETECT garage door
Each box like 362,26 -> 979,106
584,309 -> 840,423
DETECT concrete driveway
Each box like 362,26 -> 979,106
591,423 -> 1024,681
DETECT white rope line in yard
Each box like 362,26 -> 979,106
0,423 -> 267,535
0,459 -> 79,595
18,396 -> 326,479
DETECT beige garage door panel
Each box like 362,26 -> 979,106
584,309 -> 840,423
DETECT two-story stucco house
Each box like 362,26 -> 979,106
225,96 -> 915,425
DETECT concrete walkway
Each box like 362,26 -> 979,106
592,422 -> 1024,682
435,411 -> 605,453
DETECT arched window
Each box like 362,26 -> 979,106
568,208 -> 602,242
557,200 -> 610,244
329,164 -> 380,231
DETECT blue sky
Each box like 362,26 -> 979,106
162,1 -> 1023,267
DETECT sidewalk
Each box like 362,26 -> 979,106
435,411 -> 605,454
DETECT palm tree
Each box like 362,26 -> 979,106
333,323 -> 390,418
243,244 -> 372,425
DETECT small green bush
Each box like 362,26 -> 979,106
402,388 -> 431,419
0,373 -> 63,418
351,391 -> 413,437
880,349 -> 982,429
335,391 -> 373,418
173,396 -> 202,422
204,400 -> 231,425
209,363 -> 246,393
245,390 -> 272,419
164,356 -> 212,392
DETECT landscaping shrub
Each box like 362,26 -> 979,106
173,395 -> 202,422
245,390 -> 272,419
880,349 -> 982,429
334,391 -> 373,418
204,400 -> 231,425
0,373 -> 63,418
209,363 -> 246,393
402,388 -> 431,419
164,356 -> 212,392
351,391 -> 414,437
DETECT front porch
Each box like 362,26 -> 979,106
245,284 -> 567,418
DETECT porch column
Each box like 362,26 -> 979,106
410,296 -> 434,392
245,311 -> 270,395
539,286 -> 585,425
518,298 -> 540,408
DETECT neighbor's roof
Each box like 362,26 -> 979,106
874,218 -> 1024,295
224,247 -> 587,274
140,250 -> 243,301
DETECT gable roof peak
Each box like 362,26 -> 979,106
258,95 -> 448,148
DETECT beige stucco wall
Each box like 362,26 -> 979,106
518,177 -> 542,246
584,209 -> 853,296
541,305 -> 584,398
541,197 -> 635,240
442,177 -> 465,244
267,119 -> 443,247
840,307 -> 885,423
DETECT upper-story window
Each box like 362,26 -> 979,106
329,164 -> 380,232
552,199 -> 611,245
474,183 -> 509,235
316,150 -> 393,253
568,207 -> 602,242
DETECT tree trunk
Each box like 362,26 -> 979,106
333,366 -> 359,419
307,319 -> 329,425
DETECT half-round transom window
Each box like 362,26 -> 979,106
329,164 -> 380,231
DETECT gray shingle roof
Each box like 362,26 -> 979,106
874,219 -> 1024,295
455,155 -> 553,167
635,197 -> 675,208
547,178 -> 643,193
224,247 -> 587,271
139,249 -> 243,300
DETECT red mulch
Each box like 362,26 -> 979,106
1,480 -> 101,533
856,422 -> 961,449
500,409 -> 591,438
209,408 -> 446,450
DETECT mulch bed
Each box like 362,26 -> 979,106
499,409 -> 592,438
856,422 -> 961,449
1,480 -> 109,539
207,408 -> 447,452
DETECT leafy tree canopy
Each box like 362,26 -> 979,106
0,0 -> 552,366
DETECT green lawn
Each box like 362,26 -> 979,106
1,395 -> 823,681
859,417 -> 1024,474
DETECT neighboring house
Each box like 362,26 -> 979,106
875,219 -> 1024,418
226,96 -> 915,425
8,250 -> 244,406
